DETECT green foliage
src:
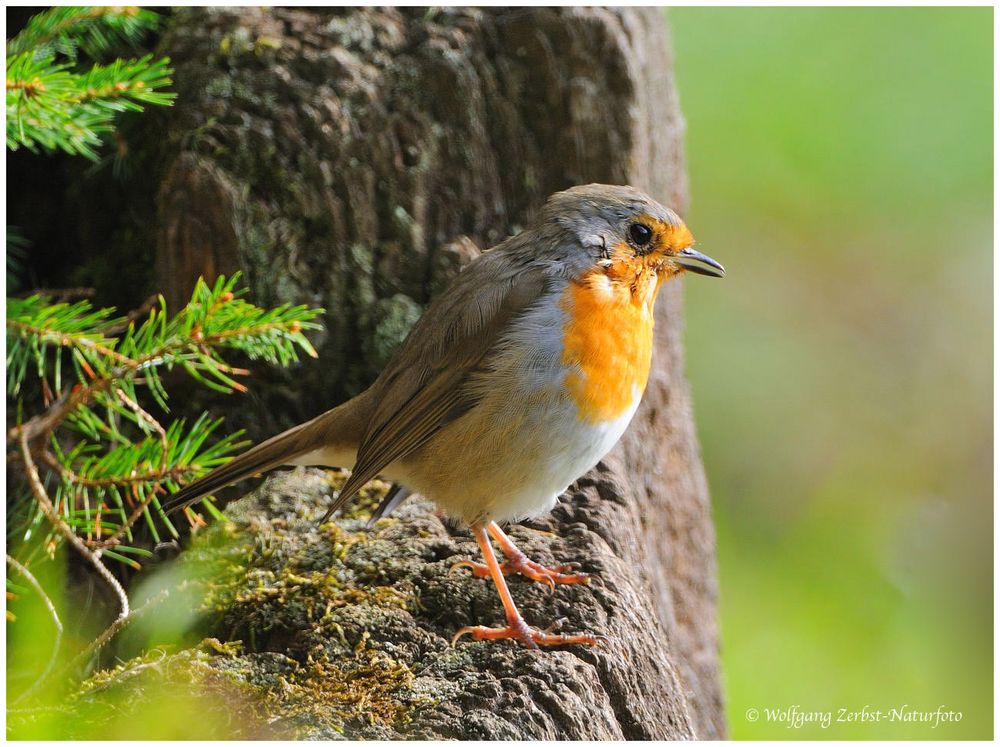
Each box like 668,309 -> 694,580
7,6 -> 162,60
8,275 -> 321,403
7,274 -> 325,565
48,415 -> 241,558
6,294 -> 119,398
6,6 -> 175,159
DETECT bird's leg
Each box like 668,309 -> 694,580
452,523 -> 604,648
450,521 -> 590,590
488,521 -> 592,587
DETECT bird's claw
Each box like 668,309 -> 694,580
451,617 -> 605,648
449,559 -> 491,579
542,616 -> 567,634
509,556 -> 591,589
450,555 -> 592,590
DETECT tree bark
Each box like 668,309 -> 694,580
141,6 -> 724,739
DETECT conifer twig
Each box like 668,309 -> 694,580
38,450 -> 193,490
8,275 -> 321,568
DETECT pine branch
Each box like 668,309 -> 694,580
6,295 -> 124,397
7,7 -> 161,62
7,52 -> 176,159
6,7 -> 174,160
4,8 -> 309,699
8,273 -> 324,568
42,414 -> 246,548
8,274 -> 322,444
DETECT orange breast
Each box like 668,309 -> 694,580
559,266 -> 660,423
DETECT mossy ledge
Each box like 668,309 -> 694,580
47,468 -> 695,738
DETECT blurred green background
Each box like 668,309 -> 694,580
669,7 -> 992,739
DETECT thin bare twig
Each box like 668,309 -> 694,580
105,293 -> 160,336
114,387 -> 169,472
71,647 -> 170,696
60,588 -> 169,679
14,435 -> 175,696
18,287 -> 97,301
6,554 -> 64,705
19,430 -> 130,622
98,391 -> 169,549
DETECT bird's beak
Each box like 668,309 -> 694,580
674,247 -> 726,278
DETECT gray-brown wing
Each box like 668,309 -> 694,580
319,250 -> 547,522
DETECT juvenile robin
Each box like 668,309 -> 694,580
165,184 -> 724,647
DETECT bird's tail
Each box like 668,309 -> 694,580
163,393 -> 371,516
162,421 -> 314,515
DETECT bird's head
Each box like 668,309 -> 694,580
539,184 -> 725,281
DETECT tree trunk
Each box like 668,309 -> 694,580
141,6 -> 724,739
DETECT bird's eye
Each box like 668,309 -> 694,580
629,223 -> 653,246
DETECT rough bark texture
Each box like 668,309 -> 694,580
125,6 -> 724,739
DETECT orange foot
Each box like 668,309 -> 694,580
451,556 -> 589,590
452,522 -> 609,649
452,616 -> 606,649
451,522 -> 592,590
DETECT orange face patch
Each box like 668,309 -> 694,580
559,257 -> 659,424
639,215 -> 694,259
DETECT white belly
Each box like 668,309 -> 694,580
492,393 -> 640,521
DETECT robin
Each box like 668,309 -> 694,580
165,184 -> 725,648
